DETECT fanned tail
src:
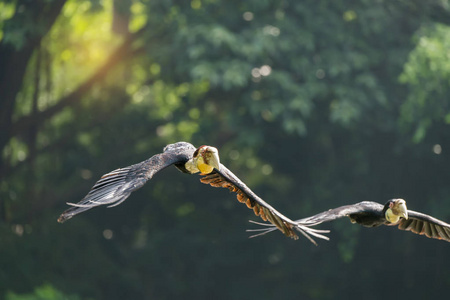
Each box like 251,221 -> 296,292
247,220 -> 330,245
57,167 -> 137,223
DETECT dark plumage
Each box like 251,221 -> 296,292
57,142 -> 196,222
249,199 -> 450,243
58,142 -> 328,243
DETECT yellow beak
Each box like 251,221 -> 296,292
196,146 -> 221,174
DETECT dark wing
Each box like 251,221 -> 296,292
58,142 -> 196,223
200,165 -> 330,244
293,201 -> 384,224
246,201 -> 383,241
397,210 -> 450,242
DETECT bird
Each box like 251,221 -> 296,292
248,198 -> 450,244
58,142 -> 329,244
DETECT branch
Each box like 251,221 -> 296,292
11,30 -> 145,137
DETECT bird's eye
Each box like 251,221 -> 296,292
193,148 -> 200,157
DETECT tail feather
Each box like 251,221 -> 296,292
247,220 -> 330,245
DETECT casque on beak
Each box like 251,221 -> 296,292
185,145 -> 221,174
385,198 -> 409,224
397,201 -> 408,220
391,199 -> 408,220
205,146 -> 220,171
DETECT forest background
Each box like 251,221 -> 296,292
1,0 -> 450,299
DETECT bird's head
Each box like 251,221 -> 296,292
384,198 -> 408,224
188,145 -> 220,174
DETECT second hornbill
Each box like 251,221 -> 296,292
58,142 -> 328,244
248,199 -> 450,244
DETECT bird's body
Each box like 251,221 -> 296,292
302,199 -> 410,229
58,142 -> 329,243
302,201 -> 389,228
249,199 -> 450,243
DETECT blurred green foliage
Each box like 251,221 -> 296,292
1,0 -> 450,299
400,23 -> 450,142
6,284 -> 80,300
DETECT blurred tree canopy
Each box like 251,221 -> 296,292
1,0 -> 450,299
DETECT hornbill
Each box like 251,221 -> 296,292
248,199 -> 450,244
58,142 -> 328,244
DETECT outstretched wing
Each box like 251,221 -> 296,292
58,142 -> 196,223
200,165 -> 329,244
397,210 -> 450,242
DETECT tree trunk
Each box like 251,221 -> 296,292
0,0 -> 66,177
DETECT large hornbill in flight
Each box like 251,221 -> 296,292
248,198 -> 450,244
58,142 -> 328,244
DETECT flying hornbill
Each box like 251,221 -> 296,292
248,199 -> 450,244
58,142 -> 328,244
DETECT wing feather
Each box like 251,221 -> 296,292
200,165 -> 330,244
58,142 -> 196,222
397,210 -> 450,242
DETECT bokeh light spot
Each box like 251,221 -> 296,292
103,229 -> 113,240
433,144 -> 442,154
243,12 -> 254,21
